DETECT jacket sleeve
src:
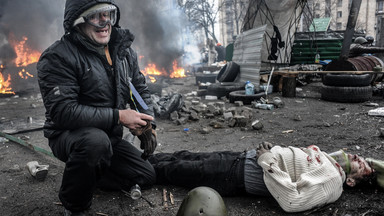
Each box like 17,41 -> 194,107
37,49 -> 118,131
125,48 -> 156,126
257,149 -> 344,213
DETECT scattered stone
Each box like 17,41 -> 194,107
20,135 -> 30,141
379,128 -> 384,137
205,95 -> 218,100
234,101 -> 243,107
209,121 -> 224,129
368,107 -> 384,116
175,117 -> 187,125
233,115 -> 247,127
185,91 -> 197,97
189,110 -> 199,121
196,89 -> 207,97
223,112 -> 233,120
215,102 -> 225,109
7,164 -> 21,173
272,97 -> 284,108
200,127 -> 213,134
252,120 -> 263,130
170,111 -> 179,121
324,122 -> 331,127
241,108 -> 253,119
191,100 -> 200,105
293,114 -> 302,121
364,102 -> 379,107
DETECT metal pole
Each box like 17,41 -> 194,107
339,0 -> 362,59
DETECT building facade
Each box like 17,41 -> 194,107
218,0 -> 384,46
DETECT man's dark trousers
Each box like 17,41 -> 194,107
149,150 -> 246,196
49,127 -> 156,212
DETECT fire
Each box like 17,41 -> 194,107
141,60 -> 186,82
19,69 -> 34,79
170,60 -> 185,78
8,34 -> 41,67
0,65 -> 14,94
148,76 -> 156,83
143,63 -> 166,76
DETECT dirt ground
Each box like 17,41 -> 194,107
1,74 -> 384,216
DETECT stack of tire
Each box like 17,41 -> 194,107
321,73 -> 373,103
321,56 -> 383,103
206,61 -> 244,98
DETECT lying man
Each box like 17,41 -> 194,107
149,142 -> 380,213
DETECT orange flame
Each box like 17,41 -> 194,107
19,69 -> 34,79
8,34 -> 41,67
170,60 -> 185,78
0,65 -> 14,94
142,63 -> 166,76
148,76 -> 156,83
141,60 -> 186,81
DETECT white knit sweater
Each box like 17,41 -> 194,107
257,145 -> 346,213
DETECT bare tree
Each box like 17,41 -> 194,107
223,0 -> 249,36
178,0 -> 224,43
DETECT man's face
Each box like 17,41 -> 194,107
346,154 -> 374,187
79,11 -> 112,45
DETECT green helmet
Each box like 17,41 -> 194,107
354,37 -> 368,45
176,187 -> 228,216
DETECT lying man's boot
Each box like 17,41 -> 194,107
26,161 -> 49,181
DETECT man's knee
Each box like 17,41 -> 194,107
75,128 -> 113,166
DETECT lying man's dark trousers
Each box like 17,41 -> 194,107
149,150 -> 247,196
49,127 -> 156,212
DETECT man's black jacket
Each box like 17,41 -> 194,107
37,0 -> 154,140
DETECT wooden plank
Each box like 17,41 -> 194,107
0,131 -> 54,158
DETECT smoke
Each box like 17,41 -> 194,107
116,0 -> 193,73
0,0 -> 200,73
0,0 -> 64,66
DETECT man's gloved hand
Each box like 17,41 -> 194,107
366,158 -> 384,189
131,120 -> 157,160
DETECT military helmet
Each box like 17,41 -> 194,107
176,187 -> 228,216
354,36 -> 368,45
365,35 -> 374,44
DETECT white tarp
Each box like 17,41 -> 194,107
244,0 -> 305,66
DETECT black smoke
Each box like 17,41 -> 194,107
0,0 -> 64,66
116,0 -> 186,73
0,0 -> 191,76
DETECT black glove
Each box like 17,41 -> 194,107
131,120 -> 157,160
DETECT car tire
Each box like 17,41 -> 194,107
216,61 -> 240,82
229,90 -> 266,105
321,85 -> 372,103
322,73 -> 373,87
207,82 -> 245,98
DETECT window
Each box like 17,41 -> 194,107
337,0 -> 343,7
336,22 -> 342,30
337,11 -> 342,18
378,1 -> 384,12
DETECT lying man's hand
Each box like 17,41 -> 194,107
256,141 -> 273,157
131,120 -> 157,160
